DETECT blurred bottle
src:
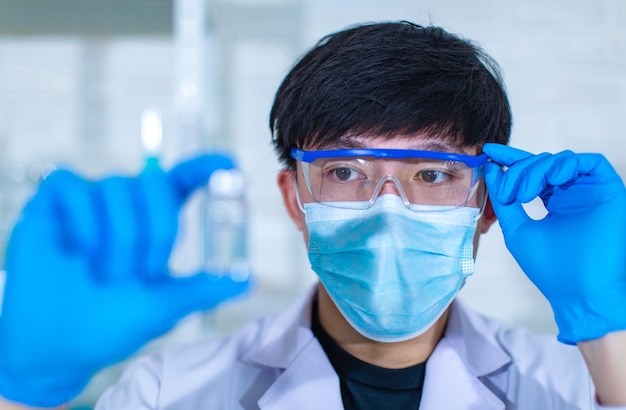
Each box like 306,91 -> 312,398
204,169 -> 249,281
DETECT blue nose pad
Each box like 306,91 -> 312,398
369,175 -> 412,208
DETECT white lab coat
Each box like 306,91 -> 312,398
96,286 -> 622,410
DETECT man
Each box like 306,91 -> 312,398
0,21 -> 625,409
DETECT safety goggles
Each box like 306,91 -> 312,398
291,148 -> 489,210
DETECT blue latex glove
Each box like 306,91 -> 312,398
483,143 -> 626,345
0,154 -> 250,407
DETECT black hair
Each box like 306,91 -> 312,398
269,21 -> 512,168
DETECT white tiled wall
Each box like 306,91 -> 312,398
0,0 -> 624,405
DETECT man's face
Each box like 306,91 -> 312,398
278,133 -> 497,250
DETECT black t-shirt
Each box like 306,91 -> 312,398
311,301 -> 426,410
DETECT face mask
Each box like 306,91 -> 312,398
305,194 -> 479,343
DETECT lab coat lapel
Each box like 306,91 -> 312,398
419,337 -> 505,410
419,300 -> 511,410
244,286 -> 343,409
257,337 -> 342,410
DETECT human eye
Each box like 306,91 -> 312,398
330,167 -> 359,181
416,169 -> 451,184
326,165 -> 368,183
412,161 -> 463,185
321,160 -> 366,183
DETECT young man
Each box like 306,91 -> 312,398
0,21 -> 625,409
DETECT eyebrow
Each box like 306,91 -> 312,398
323,137 -> 473,154
323,138 -> 366,150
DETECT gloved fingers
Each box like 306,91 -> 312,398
575,153 -> 622,183
146,273 -> 251,329
543,151 -> 579,185
514,151 -> 580,203
136,153 -> 236,281
484,162 -> 531,236
487,150 -> 583,204
119,154 -> 239,282
135,168 -> 179,281
25,170 -> 99,253
94,176 -> 139,281
482,144 -> 540,204
485,144 -> 619,184
482,143 -> 534,166
485,151 -> 550,203
167,153 -> 235,204
483,144 -> 578,194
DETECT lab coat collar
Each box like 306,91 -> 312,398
244,286 -> 318,369
246,285 -> 343,409
419,299 -> 513,410
246,286 -> 512,410
445,299 -> 512,377
256,336 -> 342,409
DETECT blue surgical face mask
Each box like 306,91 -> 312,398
305,194 -> 479,343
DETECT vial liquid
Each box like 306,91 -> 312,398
203,169 -> 249,281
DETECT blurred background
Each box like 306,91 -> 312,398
0,0 -> 624,406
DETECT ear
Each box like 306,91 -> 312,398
277,169 -> 305,232
478,195 -> 497,234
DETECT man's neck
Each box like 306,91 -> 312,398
316,283 -> 448,369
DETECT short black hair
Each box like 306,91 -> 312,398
270,21 -> 512,168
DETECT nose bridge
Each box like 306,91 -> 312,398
371,175 -> 409,204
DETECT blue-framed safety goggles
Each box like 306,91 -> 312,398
290,148 -> 488,210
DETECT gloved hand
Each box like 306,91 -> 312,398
0,154 -> 250,407
483,143 -> 626,345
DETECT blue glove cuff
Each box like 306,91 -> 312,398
0,368 -> 87,408
552,299 -> 626,345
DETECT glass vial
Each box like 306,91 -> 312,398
203,169 -> 249,281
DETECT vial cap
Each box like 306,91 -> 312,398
209,169 -> 245,197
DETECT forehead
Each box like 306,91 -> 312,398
322,133 -> 480,155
